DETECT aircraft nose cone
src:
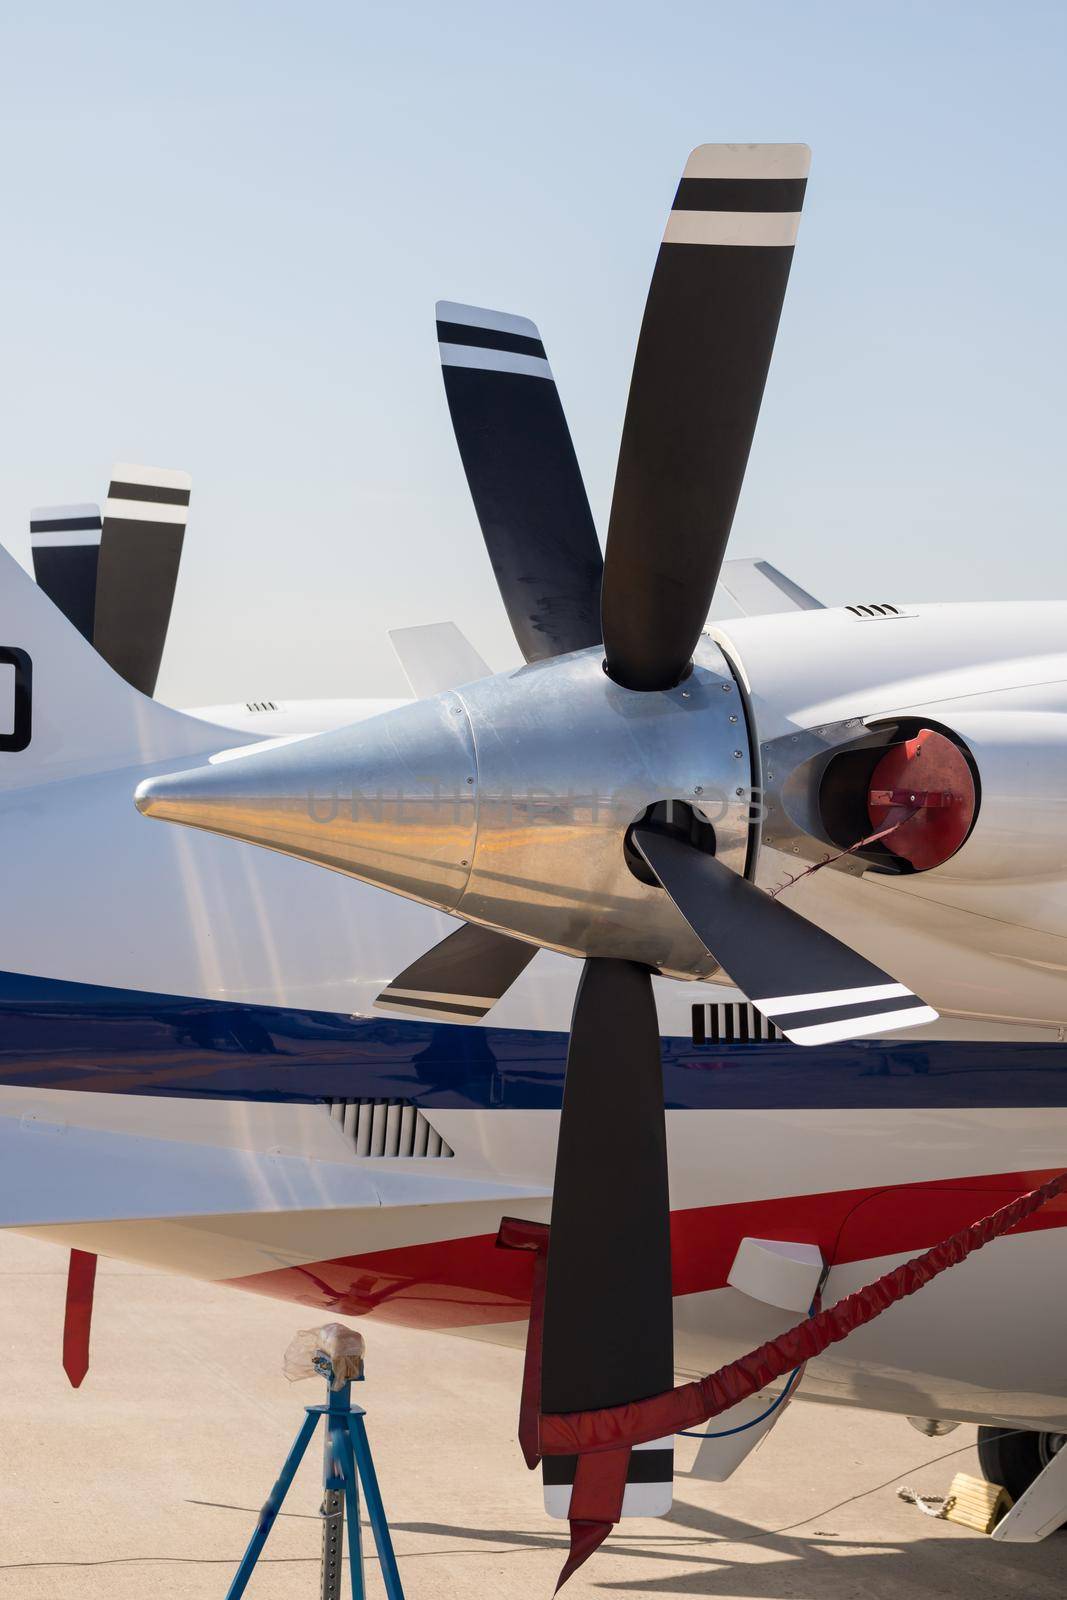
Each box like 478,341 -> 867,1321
134,694 -> 479,914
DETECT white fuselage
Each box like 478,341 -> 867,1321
2,546 -> 1066,1433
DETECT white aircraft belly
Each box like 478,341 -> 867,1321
6,1092 -> 1066,1427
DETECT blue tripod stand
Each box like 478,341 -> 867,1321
225,1359 -> 405,1600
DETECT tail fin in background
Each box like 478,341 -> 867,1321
0,540 -> 234,792
93,463 -> 191,697
29,504 -> 102,642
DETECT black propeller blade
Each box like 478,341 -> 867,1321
633,826 -> 937,1046
436,301 -> 603,663
600,144 -> 810,691
93,464 -> 191,697
29,504 -> 102,642
376,921 -> 537,1023
541,959 -> 674,1512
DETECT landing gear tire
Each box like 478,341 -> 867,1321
978,1425 -> 1067,1522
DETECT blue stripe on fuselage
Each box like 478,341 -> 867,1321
1,968 -> 1066,1110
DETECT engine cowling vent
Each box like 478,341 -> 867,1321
845,603 -> 901,618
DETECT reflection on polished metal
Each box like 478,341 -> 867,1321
136,640 -> 755,979
136,692 -> 480,914
759,715 -> 883,873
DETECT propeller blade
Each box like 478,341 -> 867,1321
601,144 -> 810,691
633,827 -> 938,1046
436,301 -> 603,662
541,958 -> 673,1516
29,504 -> 102,642
376,922 -> 536,1022
93,464 -> 191,696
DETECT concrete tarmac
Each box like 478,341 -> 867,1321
0,1232 -> 1062,1599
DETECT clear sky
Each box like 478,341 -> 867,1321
1,2 -> 1064,706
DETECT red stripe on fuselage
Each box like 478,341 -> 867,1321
226,1168 -> 1067,1329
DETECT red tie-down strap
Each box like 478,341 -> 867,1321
504,1170 -> 1067,1590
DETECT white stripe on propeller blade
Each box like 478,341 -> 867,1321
103,498 -> 189,525
543,1481 -> 673,1518
756,982 -> 912,1017
110,463 -> 191,492
375,999 -> 485,1022
30,502 -> 100,522
783,1005 -> 939,1047
664,210 -> 802,248
682,143 -> 811,181
436,301 -> 540,340
30,529 -> 102,547
381,986 -> 498,1009
438,343 -> 552,379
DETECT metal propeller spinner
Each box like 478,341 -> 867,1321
135,144 -> 937,1543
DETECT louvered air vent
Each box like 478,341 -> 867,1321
691,1002 -> 784,1045
326,1097 -> 453,1157
245,700 -> 279,713
845,603 -> 901,618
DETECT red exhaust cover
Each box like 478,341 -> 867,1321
867,728 -> 975,870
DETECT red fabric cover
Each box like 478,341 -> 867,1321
540,1169 -> 1067,1458
867,728 -> 976,870
567,1446 -> 630,1521
554,1449 -> 631,1590
511,1173 -> 1067,1588
554,1519 -> 614,1592
63,1248 -> 98,1389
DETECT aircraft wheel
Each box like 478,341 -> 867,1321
977,1425 -> 1067,1518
